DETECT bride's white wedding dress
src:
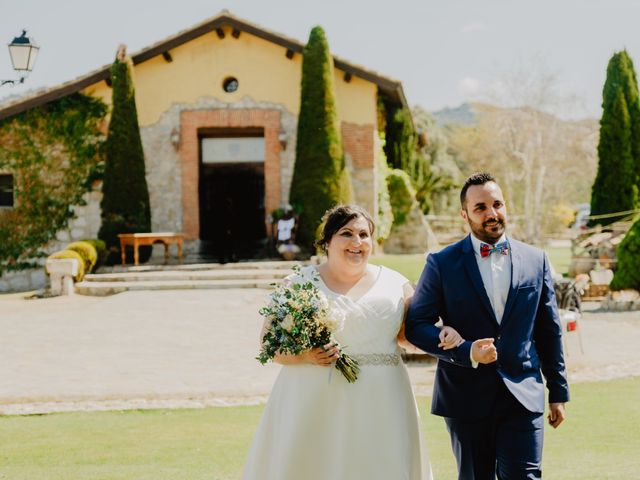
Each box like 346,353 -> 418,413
243,265 -> 433,480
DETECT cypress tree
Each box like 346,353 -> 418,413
98,46 -> 152,263
615,51 -> 640,196
590,51 -> 639,227
610,216 -> 640,290
289,26 -> 353,249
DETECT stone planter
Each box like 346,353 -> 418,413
45,258 -> 79,296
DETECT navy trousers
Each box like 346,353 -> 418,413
444,381 -> 544,480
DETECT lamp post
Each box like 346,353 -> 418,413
1,30 -> 39,86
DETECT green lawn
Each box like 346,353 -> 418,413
1,377 -> 638,479
370,253 -> 426,283
545,245 -> 572,276
371,244 -> 572,284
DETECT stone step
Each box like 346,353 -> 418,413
75,278 -> 283,296
83,268 -> 291,283
96,260 -> 303,275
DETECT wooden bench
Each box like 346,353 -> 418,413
118,232 -> 184,266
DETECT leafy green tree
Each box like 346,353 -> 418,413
0,93 -> 106,273
590,51 -> 640,226
412,107 -> 462,214
384,106 -> 416,173
610,216 -> 640,290
289,26 -> 353,249
98,46 -> 152,262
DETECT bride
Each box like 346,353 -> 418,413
243,205 -> 461,480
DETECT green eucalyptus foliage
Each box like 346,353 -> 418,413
98,53 -> 152,263
610,216 -> 640,291
289,26 -> 353,249
590,51 -> 640,226
0,93 -> 107,274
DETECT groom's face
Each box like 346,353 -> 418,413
460,181 -> 507,244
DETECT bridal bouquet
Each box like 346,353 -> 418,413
257,265 -> 360,383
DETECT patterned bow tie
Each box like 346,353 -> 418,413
480,241 -> 509,258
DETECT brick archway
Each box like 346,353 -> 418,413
180,109 -> 282,240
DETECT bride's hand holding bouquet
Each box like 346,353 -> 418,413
257,265 -> 360,383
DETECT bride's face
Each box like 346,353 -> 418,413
326,216 -> 373,268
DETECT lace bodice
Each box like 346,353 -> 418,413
289,265 -> 409,356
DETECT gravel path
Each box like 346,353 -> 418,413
0,291 -> 638,415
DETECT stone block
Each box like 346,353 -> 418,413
46,258 -> 79,296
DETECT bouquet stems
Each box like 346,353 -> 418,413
335,352 -> 360,383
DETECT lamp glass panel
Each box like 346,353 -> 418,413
8,44 -> 30,70
26,46 -> 39,71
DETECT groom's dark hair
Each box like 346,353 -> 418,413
460,172 -> 496,207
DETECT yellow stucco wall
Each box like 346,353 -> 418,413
82,26 -> 377,127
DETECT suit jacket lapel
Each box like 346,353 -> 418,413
501,237 -> 521,327
461,235 -> 499,326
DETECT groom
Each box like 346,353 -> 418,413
406,172 -> 569,479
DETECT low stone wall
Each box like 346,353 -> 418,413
0,268 -> 47,293
601,289 -> 640,311
0,189 -> 101,293
384,208 -> 440,254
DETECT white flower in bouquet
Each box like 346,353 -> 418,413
281,314 -> 295,332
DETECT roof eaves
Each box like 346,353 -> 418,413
0,10 -> 409,121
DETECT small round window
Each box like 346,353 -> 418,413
223,77 -> 239,93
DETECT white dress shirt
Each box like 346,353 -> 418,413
469,233 -> 512,324
468,234 -> 512,368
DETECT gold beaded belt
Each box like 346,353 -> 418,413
351,353 -> 401,366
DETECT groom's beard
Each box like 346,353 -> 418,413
467,217 -> 506,244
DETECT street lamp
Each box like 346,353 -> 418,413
2,30 -> 39,86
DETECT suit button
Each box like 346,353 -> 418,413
497,335 -> 502,340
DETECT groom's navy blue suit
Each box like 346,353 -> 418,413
406,235 -> 569,479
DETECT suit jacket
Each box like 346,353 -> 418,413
406,235 -> 570,419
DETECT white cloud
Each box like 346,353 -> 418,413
460,21 -> 486,33
458,77 -> 482,98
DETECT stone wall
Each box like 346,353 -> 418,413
141,96 -> 297,238
384,206 -> 440,254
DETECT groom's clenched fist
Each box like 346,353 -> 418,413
471,338 -> 497,364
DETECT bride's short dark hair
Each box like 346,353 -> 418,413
315,205 -> 375,253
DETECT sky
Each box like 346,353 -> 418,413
2,0 -> 640,119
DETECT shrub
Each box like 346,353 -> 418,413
610,217 -> 640,291
82,238 -> 107,269
47,250 -> 86,282
66,241 -> 98,273
387,169 -> 417,227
